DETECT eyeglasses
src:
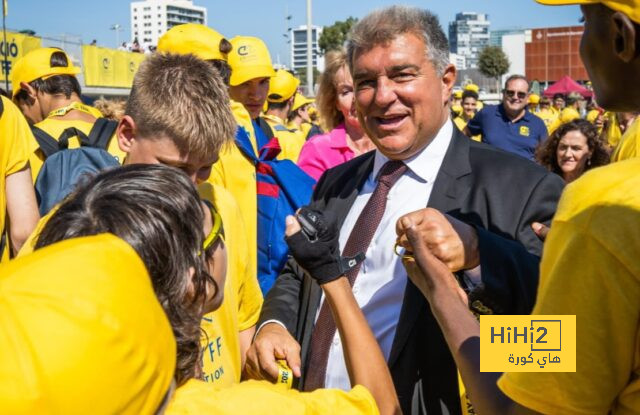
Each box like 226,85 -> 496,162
202,199 -> 225,253
504,90 -> 528,100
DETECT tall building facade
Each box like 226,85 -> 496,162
448,12 -> 490,69
525,26 -> 587,83
290,25 -> 325,75
130,0 -> 207,46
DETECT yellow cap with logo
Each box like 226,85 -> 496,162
228,36 -> 276,86
291,93 -> 314,112
536,0 -> 640,23
529,93 -> 540,104
268,69 -> 300,102
0,234 -> 176,414
158,23 -> 229,61
11,47 -> 81,98
464,83 -> 479,93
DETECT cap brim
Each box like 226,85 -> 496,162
230,65 -> 276,86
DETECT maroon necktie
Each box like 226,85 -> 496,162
303,159 -> 408,391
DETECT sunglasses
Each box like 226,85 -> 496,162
202,199 -> 225,253
504,90 -> 528,100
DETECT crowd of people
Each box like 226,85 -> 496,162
0,0 -> 639,414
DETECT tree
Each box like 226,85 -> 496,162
318,17 -> 358,54
477,46 -> 510,93
297,67 -> 321,94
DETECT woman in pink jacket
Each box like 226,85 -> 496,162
297,50 -> 375,181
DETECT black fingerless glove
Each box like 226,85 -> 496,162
285,207 -> 365,285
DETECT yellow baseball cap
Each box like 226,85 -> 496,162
529,93 -> 541,104
267,69 -> 300,102
464,83 -> 479,93
158,23 -> 229,61
11,47 -> 81,98
451,104 -> 463,115
0,234 -> 176,414
291,93 -> 314,112
228,36 -> 276,86
536,0 -> 640,23
453,90 -> 463,99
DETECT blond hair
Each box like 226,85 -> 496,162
317,49 -> 348,131
94,98 -> 127,122
126,53 -> 236,161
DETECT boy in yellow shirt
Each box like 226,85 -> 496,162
11,48 -> 126,181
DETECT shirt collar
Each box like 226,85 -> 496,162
497,103 -> 532,123
329,124 -> 350,149
372,119 -> 453,184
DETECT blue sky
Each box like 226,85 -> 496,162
5,0 -> 580,66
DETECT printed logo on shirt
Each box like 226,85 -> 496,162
519,126 -> 530,137
480,315 -> 575,372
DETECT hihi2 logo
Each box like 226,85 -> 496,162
480,315 -> 575,372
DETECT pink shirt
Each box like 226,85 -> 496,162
297,124 -> 355,181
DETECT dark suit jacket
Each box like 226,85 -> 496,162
259,125 -> 564,414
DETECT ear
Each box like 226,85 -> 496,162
116,115 -> 137,153
19,82 -> 38,103
612,11 -> 638,63
441,64 -> 457,103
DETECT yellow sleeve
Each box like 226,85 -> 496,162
167,379 -> 379,415
211,185 -> 262,331
1,97 -> 31,176
611,117 -> 640,162
498,166 -> 640,415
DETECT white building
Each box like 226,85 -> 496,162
449,52 -> 467,70
130,0 -> 207,46
500,30 -> 532,85
290,25 -> 325,75
448,12 -> 490,69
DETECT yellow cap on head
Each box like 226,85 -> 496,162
228,36 -> 276,86
291,93 -> 314,112
453,90 -> 463,99
0,234 -> 176,414
157,23 -> 229,61
536,0 -> 640,24
464,83 -> 479,93
11,47 -> 80,98
268,69 -> 300,102
529,93 -> 540,104
451,104 -> 463,115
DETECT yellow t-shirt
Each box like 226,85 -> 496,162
548,106 -> 581,134
606,111 -> 623,148
197,183 -> 263,387
263,114 -> 306,162
534,108 -> 559,133
498,158 -> 640,415
207,101 -> 258,279
0,96 -> 32,261
611,117 -> 640,163
452,116 -> 481,142
166,379 -> 379,415
28,116 -> 125,182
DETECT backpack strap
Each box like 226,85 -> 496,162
0,96 -> 4,118
87,118 -> 118,149
58,127 -> 92,149
31,126 -> 62,159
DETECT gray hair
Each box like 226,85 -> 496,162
346,5 -> 450,75
504,74 -> 530,90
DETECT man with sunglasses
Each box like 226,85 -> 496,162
465,75 -> 548,161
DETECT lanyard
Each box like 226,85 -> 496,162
47,102 -> 102,119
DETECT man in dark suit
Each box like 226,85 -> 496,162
245,6 -> 564,414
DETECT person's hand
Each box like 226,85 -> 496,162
395,208 -> 479,272
399,216 -> 468,305
244,323 -> 302,382
531,222 -> 550,241
285,207 -> 364,285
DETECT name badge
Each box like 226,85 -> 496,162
519,126 -> 530,136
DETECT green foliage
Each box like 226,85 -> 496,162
477,46 -> 510,80
318,17 -> 358,53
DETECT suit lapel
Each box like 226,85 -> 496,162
388,126 -> 474,369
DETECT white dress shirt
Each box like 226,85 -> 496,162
322,120 -> 453,390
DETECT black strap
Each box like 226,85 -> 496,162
258,116 -> 275,140
0,96 -> 4,118
58,127 -> 92,149
31,126 -> 61,159
87,118 -> 118,149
